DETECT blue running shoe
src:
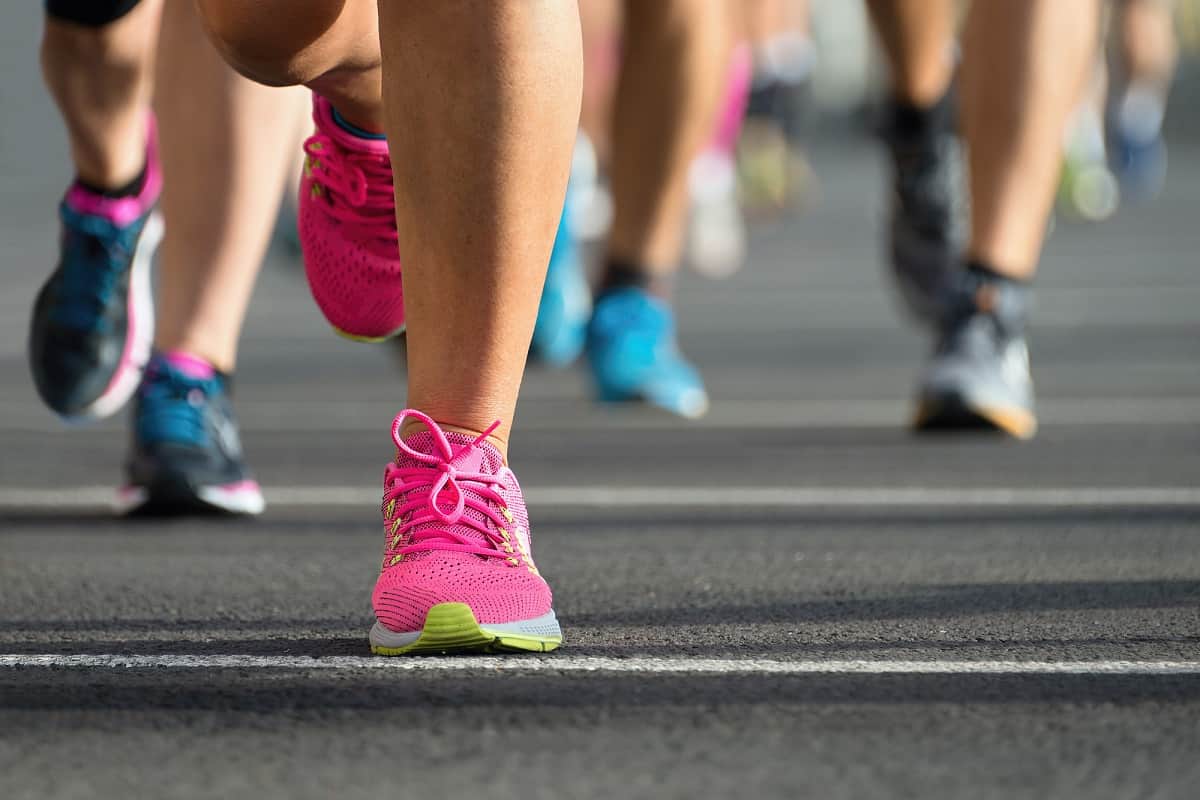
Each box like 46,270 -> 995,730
1111,127 -> 1167,204
586,287 -> 709,419
28,157 -> 163,421
531,179 -> 591,367
117,353 -> 265,516
1109,85 -> 1169,203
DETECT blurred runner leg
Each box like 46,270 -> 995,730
529,1 -> 624,367
914,0 -> 1102,439
578,0 -> 621,173
568,0 -> 620,244
865,0 -> 964,323
119,2 -> 310,516
1110,0 -> 1179,200
30,0 -> 164,420
1059,61 -> 1121,222
588,0 -> 735,419
196,0 -> 580,653
738,0 -> 818,217
686,44 -> 752,279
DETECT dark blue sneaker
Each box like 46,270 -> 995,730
586,287 -> 709,419
29,196 -> 162,421
117,354 -> 264,515
1111,126 -> 1167,204
531,169 -> 591,367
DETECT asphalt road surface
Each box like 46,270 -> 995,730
2,18 -> 1200,800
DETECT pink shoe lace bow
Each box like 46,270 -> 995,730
384,410 -> 512,559
304,133 -> 398,251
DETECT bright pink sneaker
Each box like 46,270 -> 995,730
298,94 -> 405,342
369,410 -> 561,655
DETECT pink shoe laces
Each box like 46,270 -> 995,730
383,410 -> 515,561
303,133 -> 398,256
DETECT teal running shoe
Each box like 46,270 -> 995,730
531,178 -> 591,367
117,352 -> 264,515
586,287 -> 709,420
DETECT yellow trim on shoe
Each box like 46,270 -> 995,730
333,323 -> 407,344
371,602 -> 563,656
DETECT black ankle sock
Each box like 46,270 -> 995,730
76,162 -> 147,199
890,84 -> 956,141
966,260 -> 1029,286
961,260 -> 1031,326
598,258 -> 674,300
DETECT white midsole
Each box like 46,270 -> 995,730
197,484 -> 266,515
113,481 -> 265,516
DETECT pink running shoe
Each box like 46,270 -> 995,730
298,94 -> 405,342
370,410 -> 561,655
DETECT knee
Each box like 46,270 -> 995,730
45,0 -> 144,29
195,0 -> 341,86
41,2 -> 151,88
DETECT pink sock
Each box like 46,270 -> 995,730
64,113 -> 162,228
711,45 -> 753,157
162,350 -> 216,380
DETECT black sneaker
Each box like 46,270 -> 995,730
117,354 -> 265,515
882,89 -> 965,323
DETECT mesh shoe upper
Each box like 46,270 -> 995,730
372,410 -> 553,632
298,94 -> 405,341
125,355 -> 255,493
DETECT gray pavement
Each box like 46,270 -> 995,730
3,11 -> 1200,800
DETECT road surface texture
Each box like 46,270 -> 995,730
2,10 -> 1198,800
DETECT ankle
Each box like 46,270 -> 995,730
331,106 -> 387,140
154,336 -> 234,375
888,83 -> 955,141
965,258 -> 1032,286
598,257 -> 674,302
950,260 -> 1032,329
74,161 -> 146,199
398,417 -> 509,461
157,349 -> 220,381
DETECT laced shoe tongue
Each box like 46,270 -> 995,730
393,428 -> 506,559
395,429 -> 500,474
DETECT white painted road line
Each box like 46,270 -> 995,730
2,654 -> 1198,675
3,397 -> 1200,432
1,486 -> 1198,509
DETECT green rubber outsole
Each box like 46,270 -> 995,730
371,602 -> 562,656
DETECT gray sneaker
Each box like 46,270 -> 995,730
883,96 -> 966,323
913,274 -> 1037,439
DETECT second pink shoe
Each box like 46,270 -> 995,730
299,94 -> 405,341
